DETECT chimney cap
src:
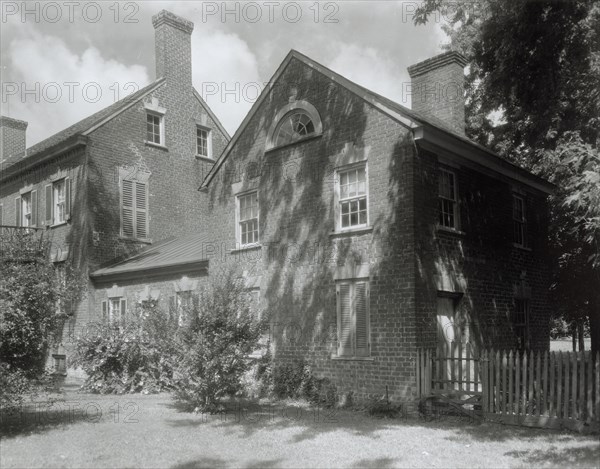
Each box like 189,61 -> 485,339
0,115 -> 28,130
152,10 -> 194,35
408,51 -> 468,78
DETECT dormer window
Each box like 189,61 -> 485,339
266,100 -> 323,151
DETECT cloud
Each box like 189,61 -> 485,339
328,43 -> 412,108
4,28 -> 150,146
191,27 -> 260,136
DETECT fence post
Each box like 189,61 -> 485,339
557,351 -> 563,419
564,352 -> 570,419
482,350 -> 488,414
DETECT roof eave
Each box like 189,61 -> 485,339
90,258 -> 209,284
0,135 -> 88,183
414,125 -> 555,195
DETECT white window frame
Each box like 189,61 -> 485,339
512,194 -> 527,247
336,280 -> 370,358
21,191 -> 32,227
335,162 -> 369,232
236,190 -> 260,248
53,179 -> 67,225
196,125 -> 212,159
102,297 -> 127,324
438,168 -> 459,230
146,111 -> 164,146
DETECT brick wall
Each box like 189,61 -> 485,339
0,116 -> 27,160
201,56 -> 419,404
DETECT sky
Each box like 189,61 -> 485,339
0,1 -> 450,147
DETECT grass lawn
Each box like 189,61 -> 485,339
550,338 -> 592,352
1,389 -> 599,469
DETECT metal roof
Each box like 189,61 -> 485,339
91,234 -> 211,281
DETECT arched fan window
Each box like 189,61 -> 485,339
266,100 -> 323,151
274,111 -> 316,147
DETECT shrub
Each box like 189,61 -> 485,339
271,360 -> 338,407
172,269 -> 265,411
71,300 -> 178,394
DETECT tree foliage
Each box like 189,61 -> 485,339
413,0 -> 600,352
173,269 -> 266,411
0,230 -> 86,407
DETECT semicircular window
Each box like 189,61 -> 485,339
274,111 -> 316,147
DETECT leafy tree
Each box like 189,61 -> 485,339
0,229 -> 85,407
413,0 -> 600,353
173,269 -> 265,411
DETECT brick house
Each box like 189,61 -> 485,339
0,11 -> 229,372
90,40 -> 553,401
2,10 -> 553,403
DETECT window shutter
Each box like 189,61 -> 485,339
0,204 -> 3,226
31,190 -> 38,227
122,179 -> 134,237
15,197 -> 21,226
65,177 -> 71,218
192,293 -> 199,310
45,184 -> 53,225
101,301 -> 107,322
135,182 -> 147,238
355,282 -> 369,357
337,283 -> 352,356
120,298 -> 127,322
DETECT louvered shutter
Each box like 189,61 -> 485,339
31,190 -> 38,226
135,182 -> 147,238
65,178 -> 71,219
15,197 -> 21,226
122,180 -> 134,237
120,299 -> 127,322
45,184 -> 53,225
355,282 -> 369,356
337,283 -> 352,356
0,204 -> 3,225
101,301 -> 107,322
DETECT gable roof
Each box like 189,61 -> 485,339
90,233 -> 210,282
199,50 -> 554,194
193,88 -> 230,141
0,79 -> 166,173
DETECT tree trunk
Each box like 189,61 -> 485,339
572,322 -> 577,352
578,319 -> 585,351
589,310 -> 600,356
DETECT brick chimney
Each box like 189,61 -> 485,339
408,51 -> 468,135
152,10 -> 194,93
0,116 -> 28,160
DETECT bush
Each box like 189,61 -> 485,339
72,300 -> 178,394
270,360 -> 338,407
172,269 -> 265,411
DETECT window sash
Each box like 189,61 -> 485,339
438,169 -> 458,228
237,192 -> 259,246
196,127 -> 210,157
513,299 -> 529,348
512,195 -> 527,246
53,180 -> 66,223
147,113 -> 162,144
337,165 -> 368,230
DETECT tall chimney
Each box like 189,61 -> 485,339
0,116 -> 28,160
408,51 -> 468,135
152,10 -> 194,93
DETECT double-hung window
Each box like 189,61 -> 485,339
44,178 -> 71,226
196,126 -> 212,158
236,191 -> 259,247
102,297 -> 127,324
337,165 -> 368,230
438,169 -> 458,229
121,179 -> 148,239
513,195 -> 527,247
146,112 -> 164,145
21,192 -> 32,227
336,281 -> 370,357
15,190 -> 39,227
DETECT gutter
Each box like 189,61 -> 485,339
0,135 -> 89,183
